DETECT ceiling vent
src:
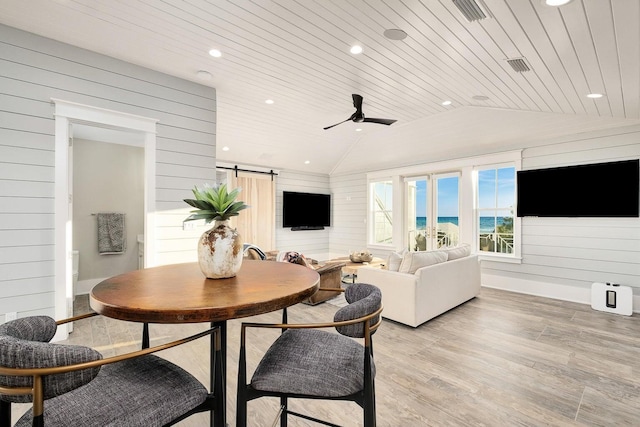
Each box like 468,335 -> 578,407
506,58 -> 531,73
452,0 -> 489,22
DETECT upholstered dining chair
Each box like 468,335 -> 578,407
236,283 -> 383,427
243,244 -> 267,260
0,313 -> 216,427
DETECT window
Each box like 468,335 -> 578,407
369,180 -> 393,245
476,166 -> 515,256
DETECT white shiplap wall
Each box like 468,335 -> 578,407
481,124 -> 640,303
329,172 -> 368,258
0,24 -> 216,322
275,170 -> 331,260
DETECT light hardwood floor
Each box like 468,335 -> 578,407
11,287 -> 640,426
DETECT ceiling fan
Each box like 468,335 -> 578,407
323,94 -> 397,130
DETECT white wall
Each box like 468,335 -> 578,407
329,172 -> 368,258
72,139 -> 144,289
0,24 -> 216,322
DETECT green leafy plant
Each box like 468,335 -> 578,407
183,183 -> 249,223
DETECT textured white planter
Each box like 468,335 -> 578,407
197,220 -> 243,279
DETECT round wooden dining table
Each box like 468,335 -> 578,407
90,260 -> 320,427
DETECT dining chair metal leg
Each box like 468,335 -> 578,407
236,341 -> 247,427
280,396 -> 288,427
212,321 -> 227,427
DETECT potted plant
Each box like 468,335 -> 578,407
184,183 -> 249,279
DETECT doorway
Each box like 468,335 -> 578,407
53,99 -> 157,340
70,125 -> 145,296
406,173 -> 460,252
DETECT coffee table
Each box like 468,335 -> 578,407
324,256 -> 386,283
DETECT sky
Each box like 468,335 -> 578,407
414,167 -> 515,217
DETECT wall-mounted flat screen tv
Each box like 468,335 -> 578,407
517,159 -> 639,217
282,191 -> 331,230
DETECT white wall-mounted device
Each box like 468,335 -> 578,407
591,282 -> 632,316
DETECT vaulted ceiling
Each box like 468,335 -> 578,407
1,0 -> 638,174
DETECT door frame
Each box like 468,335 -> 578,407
52,99 -> 158,340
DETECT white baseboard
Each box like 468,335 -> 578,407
482,273 -> 640,314
76,278 -> 108,296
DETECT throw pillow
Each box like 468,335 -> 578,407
440,243 -> 471,260
386,249 -> 407,272
398,250 -> 448,274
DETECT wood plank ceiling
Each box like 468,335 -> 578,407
0,0 -> 638,174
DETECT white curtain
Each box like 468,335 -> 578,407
228,171 -> 276,251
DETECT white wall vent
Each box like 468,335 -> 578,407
506,58 -> 531,73
453,0 -> 489,22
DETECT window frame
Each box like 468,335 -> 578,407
367,178 -> 395,249
473,162 -> 522,263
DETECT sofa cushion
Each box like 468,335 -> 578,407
440,243 -> 471,260
398,250 -> 448,274
386,249 -> 407,272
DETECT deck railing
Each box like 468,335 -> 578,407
479,232 -> 513,254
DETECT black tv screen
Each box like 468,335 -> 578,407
282,191 -> 331,229
517,159 -> 639,217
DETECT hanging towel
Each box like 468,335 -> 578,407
97,213 -> 126,255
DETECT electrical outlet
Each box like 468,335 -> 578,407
183,221 -> 195,230
5,312 -> 17,321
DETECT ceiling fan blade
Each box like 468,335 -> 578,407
323,118 -> 350,130
352,94 -> 363,111
362,118 -> 397,126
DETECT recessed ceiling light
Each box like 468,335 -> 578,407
222,146 -> 229,151
472,95 -> 490,101
543,0 -> 573,6
265,99 -> 274,104
383,29 -> 408,41
304,160 -> 310,164
196,70 -> 212,80
442,100 -> 452,106
355,128 -> 362,132
208,49 -> 222,58
350,45 -> 363,55
587,93 -> 604,99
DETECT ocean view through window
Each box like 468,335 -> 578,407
416,216 -> 509,233
476,166 -> 516,255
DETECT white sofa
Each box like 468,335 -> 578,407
357,246 -> 481,327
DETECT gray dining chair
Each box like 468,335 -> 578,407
236,283 -> 383,427
0,313 -> 216,427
